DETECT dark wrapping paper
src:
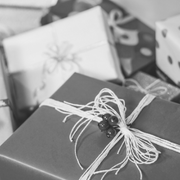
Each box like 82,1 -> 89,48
125,71 -> 180,102
41,0 -> 155,77
1,73 -> 180,180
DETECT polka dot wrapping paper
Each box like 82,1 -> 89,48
156,14 -> 180,87
102,0 -> 156,78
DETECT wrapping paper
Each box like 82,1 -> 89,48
125,71 -> 180,102
0,6 -> 44,35
110,0 -> 180,29
1,73 -> 180,179
156,14 -> 180,87
2,6 -> 123,123
44,0 -> 155,77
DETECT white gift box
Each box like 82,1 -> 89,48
110,0 -> 180,29
156,14 -> 180,86
2,6 -> 124,119
0,7 -> 45,35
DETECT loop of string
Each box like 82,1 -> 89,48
125,78 -> 167,97
108,9 -> 138,45
40,89 -> 180,180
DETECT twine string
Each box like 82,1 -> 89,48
125,78 -> 167,97
40,88 -> 180,180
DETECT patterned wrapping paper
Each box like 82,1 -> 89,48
156,14 -> 180,87
125,71 -> 180,102
2,6 -> 124,125
1,73 -> 180,179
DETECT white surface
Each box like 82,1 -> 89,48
3,6 -> 124,109
0,7 -> 45,35
110,0 -> 180,29
0,0 -> 57,8
156,14 -> 180,85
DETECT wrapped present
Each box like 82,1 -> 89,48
0,6 -> 45,35
124,71 -> 180,102
156,14 -> 180,87
42,0 -> 156,77
110,0 -> 180,29
2,6 -> 124,124
1,73 -> 180,179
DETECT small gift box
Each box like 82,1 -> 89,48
1,73 -> 180,180
124,71 -> 180,102
41,0 -> 156,77
156,14 -> 180,87
0,6 -> 45,35
2,6 -> 124,124
110,0 -> 180,29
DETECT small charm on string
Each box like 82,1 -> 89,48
98,113 -> 120,138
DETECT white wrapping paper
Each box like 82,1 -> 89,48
2,6 -> 124,113
156,14 -> 180,86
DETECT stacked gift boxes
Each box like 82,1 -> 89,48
2,6 -> 124,126
1,0 -> 180,179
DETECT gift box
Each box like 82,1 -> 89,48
1,73 -> 180,179
102,0 -> 155,77
110,0 -> 180,29
2,6 -> 124,125
42,0 -> 156,77
124,71 -> 180,102
0,6 -> 45,35
156,14 -> 180,87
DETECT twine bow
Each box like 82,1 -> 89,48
41,88 -> 180,180
108,9 -> 138,45
43,42 -> 80,74
34,42 -> 80,97
125,78 -> 167,97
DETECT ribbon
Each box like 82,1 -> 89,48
108,9 -> 139,46
125,78 -> 167,97
41,88 -> 180,180
33,41 -> 81,98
